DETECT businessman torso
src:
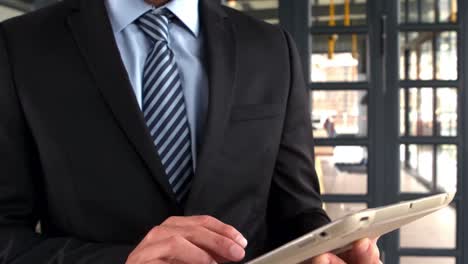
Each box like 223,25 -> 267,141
0,0 -> 329,262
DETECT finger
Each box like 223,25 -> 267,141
177,225 -> 245,262
142,225 -> 241,263
164,216 -> 248,248
311,253 -> 346,264
370,236 -> 380,244
359,238 -> 380,258
130,235 -> 216,264
138,226 -> 178,250
142,236 -> 216,264
345,238 -> 380,264
337,239 -> 364,262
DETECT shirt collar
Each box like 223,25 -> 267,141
105,0 -> 200,37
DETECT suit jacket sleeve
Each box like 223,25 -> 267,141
0,25 -> 133,264
267,30 -> 331,247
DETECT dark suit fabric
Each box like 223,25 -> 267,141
0,0 -> 330,262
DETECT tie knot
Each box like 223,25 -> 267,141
137,9 -> 173,43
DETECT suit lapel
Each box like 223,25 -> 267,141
185,0 -> 237,211
66,0 -> 180,209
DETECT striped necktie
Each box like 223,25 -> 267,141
137,9 -> 194,201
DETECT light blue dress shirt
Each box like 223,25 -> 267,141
105,0 -> 208,168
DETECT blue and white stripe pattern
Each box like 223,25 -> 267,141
137,9 -> 193,201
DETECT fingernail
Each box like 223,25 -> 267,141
229,244 -> 245,260
210,261 -> 218,264
235,235 -> 248,248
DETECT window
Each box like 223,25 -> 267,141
0,3 -> 23,21
223,0 -> 279,24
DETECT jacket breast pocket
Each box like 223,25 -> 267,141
229,103 -> 283,122
222,104 -> 284,159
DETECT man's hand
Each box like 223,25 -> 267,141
126,215 -> 248,264
311,238 -> 381,264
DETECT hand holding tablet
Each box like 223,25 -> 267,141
248,193 -> 455,264
309,237 -> 381,264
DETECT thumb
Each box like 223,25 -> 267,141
311,253 -> 346,264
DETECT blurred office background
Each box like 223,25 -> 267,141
0,0 -> 465,263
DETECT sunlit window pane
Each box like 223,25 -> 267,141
315,146 -> 368,195
408,88 -> 433,136
439,0 -> 458,23
224,0 -> 279,24
400,257 -> 456,264
400,144 -> 457,193
0,5 -> 23,21
399,32 -> 457,81
421,0 -> 436,23
400,144 -> 433,193
400,89 -> 406,136
400,205 -> 456,249
311,34 -> 367,82
407,0 -> 418,23
436,88 -> 457,136
400,87 -> 458,137
399,0 -> 457,23
311,90 -> 367,138
437,145 -> 457,192
437,31 -> 457,80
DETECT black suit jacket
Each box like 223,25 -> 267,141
0,0 -> 330,263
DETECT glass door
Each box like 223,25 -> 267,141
308,0 -> 465,263
223,0 -> 467,262
389,0 -> 462,263
306,0 -> 466,264
308,0 -> 373,230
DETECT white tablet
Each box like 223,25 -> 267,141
247,192 -> 455,264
